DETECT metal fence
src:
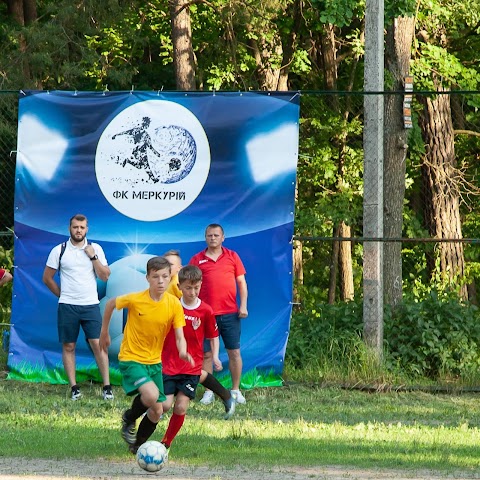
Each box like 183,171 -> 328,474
1,90 -> 480,306
0,92 -> 17,251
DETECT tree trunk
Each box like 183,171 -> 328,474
7,0 -> 37,83
293,178 -> 303,303
293,239 -> 303,303
278,0 -> 301,91
246,26 -> 281,90
339,222 -> 354,301
23,0 -> 37,24
383,16 -> 415,308
170,0 -> 196,90
321,23 -> 355,302
419,90 -> 467,299
328,225 -> 340,304
7,0 -> 24,24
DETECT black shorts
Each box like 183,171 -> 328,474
163,374 -> 200,400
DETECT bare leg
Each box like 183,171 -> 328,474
227,348 -> 242,391
89,338 -> 110,386
62,342 -> 77,387
202,351 -> 213,391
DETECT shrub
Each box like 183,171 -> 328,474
286,298 -> 363,370
384,290 -> 480,379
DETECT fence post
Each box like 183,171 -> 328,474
363,0 -> 384,357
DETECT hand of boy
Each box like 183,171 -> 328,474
180,351 -> 195,366
213,356 -> 223,372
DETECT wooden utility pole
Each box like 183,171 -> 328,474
363,0 -> 384,357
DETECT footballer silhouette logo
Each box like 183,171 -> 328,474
96,100 -> 210,222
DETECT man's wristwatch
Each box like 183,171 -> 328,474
90,254 -> 98,261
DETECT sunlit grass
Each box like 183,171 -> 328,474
2,380 -> 480,475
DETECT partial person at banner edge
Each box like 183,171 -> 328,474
42,213 -> 113,401
0,268 -> 12,287
189,223 -> 248,405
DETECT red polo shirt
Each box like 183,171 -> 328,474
189,247 -> 246,315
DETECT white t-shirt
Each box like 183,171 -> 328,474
45,238 -> 108,305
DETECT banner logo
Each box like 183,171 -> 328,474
96,100 -> 211,221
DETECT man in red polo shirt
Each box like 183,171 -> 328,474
189,223 -> 248,405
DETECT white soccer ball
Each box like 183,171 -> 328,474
136,440 -> 168,472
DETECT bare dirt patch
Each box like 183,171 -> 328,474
0,458 -> 479,480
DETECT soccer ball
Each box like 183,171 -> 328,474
136,440 -> 168,472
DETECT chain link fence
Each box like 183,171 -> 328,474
0,92 -> 17,252
1,90 -> 480,306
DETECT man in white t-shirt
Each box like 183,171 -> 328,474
43,213 -> 113,401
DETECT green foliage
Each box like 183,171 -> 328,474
412,44 -> 480,90
385,289 -> 480,379
286,298 -> 364,373
310,0 -> 364,28
290,277 -> 480,384
384,0 -> 416,19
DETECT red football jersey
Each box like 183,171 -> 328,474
162,298 -> 218,375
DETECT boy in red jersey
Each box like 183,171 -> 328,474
160,265 -> 235,450
164,251 -> 237,416
99,256 -> 193,454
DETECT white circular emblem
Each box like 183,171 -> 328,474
96,100 -> 210,221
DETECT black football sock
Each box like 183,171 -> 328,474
125,394 -> 148,422
201,373 -> 231,402
135,413 -> 158,446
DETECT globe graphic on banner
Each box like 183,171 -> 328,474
147,125 -> 196,183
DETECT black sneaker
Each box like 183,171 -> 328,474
128,443 -> 139,455
223,396 -> 236,420
102,385 -> 114,400
121,412 -> 136,445
71,385 -> 82,400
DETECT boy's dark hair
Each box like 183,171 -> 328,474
178,265 -> 202,284
70,213 -> 87,225
205,223 -> 224,235
146,256 -> 171,275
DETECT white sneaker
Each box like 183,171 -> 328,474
231,389 -> 246,404
200,390 -> 214,405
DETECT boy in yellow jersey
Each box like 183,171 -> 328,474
99,256 -> 193,454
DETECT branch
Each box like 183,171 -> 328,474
454,129 -> 480,138
170,0 -> 217,17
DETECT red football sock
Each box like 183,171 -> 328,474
161,413 -> 185,448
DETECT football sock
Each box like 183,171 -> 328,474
126,394 -> 148,422
135,413 -> 158,446
201,373 -> 231,402
161,413 -> 185,447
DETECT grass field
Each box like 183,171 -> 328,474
1,376 -> 480,477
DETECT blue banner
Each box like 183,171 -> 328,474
9,91 -> 300,388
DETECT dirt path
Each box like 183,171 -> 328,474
1,458 -> 479,480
